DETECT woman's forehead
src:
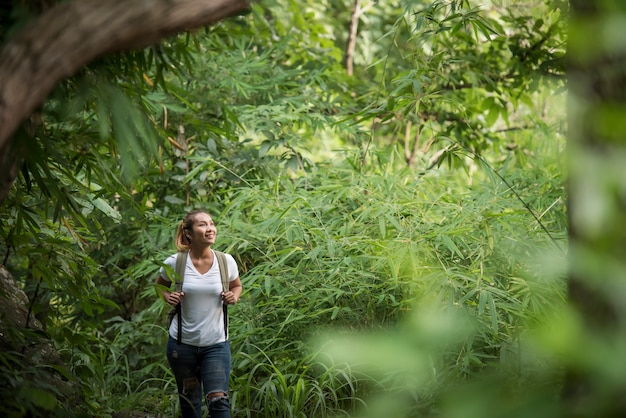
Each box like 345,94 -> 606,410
192,212 -> 213,223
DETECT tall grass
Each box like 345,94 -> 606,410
89,139 -> 566,417
216,146 -> 566,416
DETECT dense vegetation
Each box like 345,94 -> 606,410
2,0 -> 603,417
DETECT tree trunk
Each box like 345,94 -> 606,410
0,0 -> 249,205
344,0 -> 361,76
565,0 -> 626,413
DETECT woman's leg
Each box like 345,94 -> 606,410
167,337 -> 203,418
199,341 -> 231,418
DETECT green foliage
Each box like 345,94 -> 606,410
348,0 -> 566,171
220,143 -> 565,415
0,0 -> 569,416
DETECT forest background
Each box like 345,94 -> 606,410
1,0 -> 624,417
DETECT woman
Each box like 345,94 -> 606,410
156,210 -> 242,418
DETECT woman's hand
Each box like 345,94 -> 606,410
221,291 -> 238,305
166,291 -> 185,306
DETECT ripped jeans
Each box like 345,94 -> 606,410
167,337 -> 231,418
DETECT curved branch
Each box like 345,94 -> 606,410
0,0 -> 249,204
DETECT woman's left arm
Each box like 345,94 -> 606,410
222,277 -> 242,305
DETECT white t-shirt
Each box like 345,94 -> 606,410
159,250 -> 239,346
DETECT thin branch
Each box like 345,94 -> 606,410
344,0 -> 361,76
404,121 -> 422,168
471,151 -> 564,253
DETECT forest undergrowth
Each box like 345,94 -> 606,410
95,137 -> 567,418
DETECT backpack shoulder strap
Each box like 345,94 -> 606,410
214,250 -> 230,340
214,250 -> 229,292
173,250 -> 188,345
174,250 -> 188,292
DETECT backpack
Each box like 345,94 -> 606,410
166,250 -> 230,344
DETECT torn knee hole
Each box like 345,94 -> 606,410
206,391 -> 228,403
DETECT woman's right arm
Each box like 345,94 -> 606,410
155,275 -> 184,306
155,275 -> 172,301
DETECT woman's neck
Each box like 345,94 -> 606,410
189,245 -> 212,259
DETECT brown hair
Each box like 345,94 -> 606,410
175,210 -> 210,251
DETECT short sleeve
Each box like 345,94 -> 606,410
158,253 -> 178,283
225,253 -> 239,282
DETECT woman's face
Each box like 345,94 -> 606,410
189,212 -> 216,246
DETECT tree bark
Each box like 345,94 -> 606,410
0,0 -> 249,205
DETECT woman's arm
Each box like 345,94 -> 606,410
155,275 -> 184,306
222,277 -> 242,305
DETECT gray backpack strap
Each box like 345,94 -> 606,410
174,250 -> 188,291
174,251 -> 188,344
214,251 -> 229,340
215,251 -> 229,293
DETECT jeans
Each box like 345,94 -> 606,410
167,337 -> 231,418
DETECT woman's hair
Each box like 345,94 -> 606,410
175,210 -> 210,251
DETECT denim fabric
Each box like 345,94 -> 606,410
167,337 -> 231,418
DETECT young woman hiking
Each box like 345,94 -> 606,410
155,210 -> 242,418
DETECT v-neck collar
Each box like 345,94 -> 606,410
187,249 -> 215,276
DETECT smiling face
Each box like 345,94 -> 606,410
188,212 -> 216,246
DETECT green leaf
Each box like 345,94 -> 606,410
164,195 -> 185,204
26,388 -> 57,410
90,195 -> 122,222
485,106 -> 500,127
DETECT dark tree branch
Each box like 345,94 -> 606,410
0,0 -> 250,205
